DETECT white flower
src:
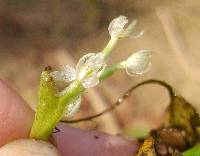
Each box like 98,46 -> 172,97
108,15 -> 143,39
121,50 -> 152,76
76,53 -> 106,88
50,52 -> 106,117
108,15 -> 128,38
50,52 -> 106,88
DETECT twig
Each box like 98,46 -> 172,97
61,79 -> 175,123
100,82 -> 135,125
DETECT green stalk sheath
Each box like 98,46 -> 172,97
30,69 -> 58,140
30,68 -> 84,140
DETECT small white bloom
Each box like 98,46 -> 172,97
50,52 -> 106,88
108,15 -> 143,39
122,50 -> 152,76
108,15 -> 128,38
76,52 -> 106,88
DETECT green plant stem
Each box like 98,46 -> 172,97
102,37 -> 118,58
58,80 -> 85,107
99,63 -> 122,80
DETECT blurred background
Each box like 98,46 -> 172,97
1,0 -> 200,137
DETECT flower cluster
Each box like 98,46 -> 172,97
50,15 -> 152,117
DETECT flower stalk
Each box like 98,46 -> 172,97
30,15 -> 152,140
99,63 -> 123,80
102,37 -> 118,58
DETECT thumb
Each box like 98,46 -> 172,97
0,80 -> 34,146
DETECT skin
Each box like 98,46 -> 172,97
0,79 -> 138,156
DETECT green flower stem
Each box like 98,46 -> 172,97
57,80 -> 85,110
100,63 -> 123,80
102,37 -> 118,58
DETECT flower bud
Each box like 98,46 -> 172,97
123,50 -> 152,76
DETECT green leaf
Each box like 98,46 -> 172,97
183,144 -> 200,156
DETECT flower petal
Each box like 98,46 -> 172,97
62,65 -> 77,81
120,19 -> 137,38
86,53 -> 106,76
108,15 -> 128,38
50,65 -> 76,83
50,71 -> 68,82
81,76 -> 99,88
76,53 -> 95,79
130,30 -> 145,39
125,50 -> 152,76
76,52 -> 106,87
65,95 -> 81,118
